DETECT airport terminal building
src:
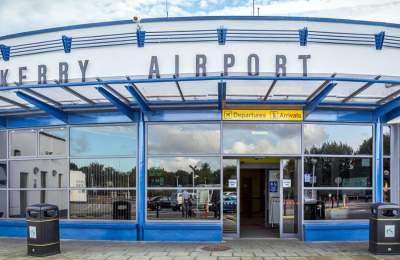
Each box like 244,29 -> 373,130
0,16 -> 399,241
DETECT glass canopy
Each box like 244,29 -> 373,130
0,73 -> 399,114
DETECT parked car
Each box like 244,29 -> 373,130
148,196 -> 173,210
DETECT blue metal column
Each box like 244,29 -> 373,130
374,118 -> 383,202
137,112 -> 146,240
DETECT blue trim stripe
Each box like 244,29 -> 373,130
0,20 -> 132,41
1,16 -> 400,42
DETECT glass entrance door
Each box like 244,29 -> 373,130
223,159 -> 240,237
280,159 -> 299,238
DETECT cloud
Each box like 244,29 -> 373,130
1,0 -> 400,36
148,124 -> 220,155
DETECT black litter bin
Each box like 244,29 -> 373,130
369,203 -> 400,254
26,204 -> 60,257
304,200 -> 325,220
113,200 -> 131,220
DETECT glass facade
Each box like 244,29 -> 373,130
0,120 -> 395,237
303,124 -> 374,221
147,123 -> 221,221
223,123 -> 302,155
1,125 -> 137,220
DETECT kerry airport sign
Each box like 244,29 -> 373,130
0,53 -> 312,86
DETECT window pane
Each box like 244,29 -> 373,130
10,160 -> 68,188
9,130 -> 36,157
0,190 -> 5,218
223,123 -> 301,155
39,128 -> 67,156
383,125 -> 390,156
0,131 -> 6,159
304,124 -> 373,155
0,162 -> 6,188
304,157 -> 372,188
9,190 -> 68,218
148,157 -> 220,188
70,189 -> 136,220
304,189 -> 372,220
384,158 -> 390,202
70,125 -> 137,157
70,158 -> 136,188
147,124 -> 220,155
147,189 -> 220,221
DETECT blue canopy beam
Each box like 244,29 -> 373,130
306,73 -> 336,101
375,95 -> 400,119
15,91 -> 68,123
96,78 -> 130,104
382,107 -> 400,123
304,82 -> 337,117
126,85 -> 151,112
96,87 -> 136,121
342,75 -> 381,103
22,88 -> 62,107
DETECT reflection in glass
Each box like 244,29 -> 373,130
70,189 -> 136,220
304,157 -> 372,188
282,159 -> 298,234
0,162 -> 6,188
147,189 -> 220,220
0,131 -> 6,159
304,189 -> 372,220
9,160 -> 68,188
383,125 -> 390,156
9,190 -> 68,218
147,124 -> 220,155
10,130 -> 36,157
70,158 -> 136,188
39,128 -> 67,156
223,160 -> 237,234
70,125 -> 137,157
148,157 -> 220,188
384,158 -> 390,202
223,123 -> 301,155
0,190 -> 5,218
304,124 -> 373,155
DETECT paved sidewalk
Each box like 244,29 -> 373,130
0,238 -> 399,260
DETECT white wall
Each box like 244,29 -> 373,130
0,18 -> 399,84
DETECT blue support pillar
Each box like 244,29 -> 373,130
137,112 -> 146,240
374,118 -> 383,203
218,82 -> 226,110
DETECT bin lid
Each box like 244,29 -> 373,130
26,203 -> 58,211
370,202 -> 400,210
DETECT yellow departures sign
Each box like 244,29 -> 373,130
222,109 -> 303,121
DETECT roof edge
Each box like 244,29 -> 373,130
1,15 -> 400,41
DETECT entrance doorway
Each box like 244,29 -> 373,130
223,158 -> 300,239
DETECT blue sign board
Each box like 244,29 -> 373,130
269,181 -> 278,193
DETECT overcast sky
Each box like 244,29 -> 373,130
1,0 -> 400,36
